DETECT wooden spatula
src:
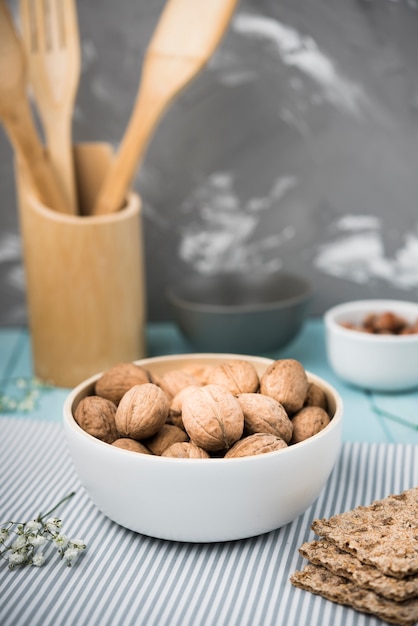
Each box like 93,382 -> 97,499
0,0 -> 71,214
20,0 -> 81,215
92,0 -> 239,216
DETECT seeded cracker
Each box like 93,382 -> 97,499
299,539 -> 418,601
290,564 -> 418,626
311,487 -> 418,579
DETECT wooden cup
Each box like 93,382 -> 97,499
16,143 -> 147,388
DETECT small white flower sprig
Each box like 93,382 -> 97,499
0,491 -> 86,570
0,376 -> 53,413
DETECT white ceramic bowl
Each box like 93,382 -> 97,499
324,299 -> 418,392
63,354 -> 343,543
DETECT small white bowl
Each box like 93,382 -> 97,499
324,300 -> 418,392
63,354 -> 343,543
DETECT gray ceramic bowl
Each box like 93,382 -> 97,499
166,272 -> 311,353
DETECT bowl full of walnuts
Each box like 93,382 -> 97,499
324,299 -> 418,392
63,353 -> 343,542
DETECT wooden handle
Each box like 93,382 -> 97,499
2,97 -> 71,214
44,116 -> 78,213
92,55 -> 190,216
92,0 -> 239,216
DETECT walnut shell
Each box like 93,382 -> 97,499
115,383 -> 169,439
144,424 -> 188,455
167,387 -> 189,430
180,364 -> 214,385
74,396 -> 119,443
225,433 -> 288,458
207,359 -> 259,394
304,382 -> 328,411
112,438 -> 151,454
236,393 -> 293,443
181,384 -> 244,451
155,369 -> 201,400
290,406 -> 330,444
161,441 -> 210,458
260,359 -> 308,414
95,362 -> 151,405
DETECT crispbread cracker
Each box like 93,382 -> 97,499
311,487 -> 418,579
290,564 -> 418,626
299,539 -> 418,601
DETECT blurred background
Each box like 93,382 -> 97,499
1,0 -> 418,325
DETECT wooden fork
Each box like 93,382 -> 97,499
0,0 -> 70,214
20,0 -> 81,214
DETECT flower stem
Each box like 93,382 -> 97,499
37,491 -> 76,522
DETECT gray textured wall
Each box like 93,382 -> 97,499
1,0 -> 418,325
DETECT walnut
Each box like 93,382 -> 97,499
115,383 -> 169,439
304,382 -> 328,411
225,433 -> 288,458
290,406 -> 330,444
156,369 -> 201,400
167,387 -> 189,430
144,424 -> 188,455
181,384 -> 244,451
180,364 -> 214,384
95,362 -> 151,405
260,359 -> 308,415
161,441 -> 210,458
236,393 -> 293,443
112,438 -> 151,454
74,396 -> 119,443
207,359 -> 259,394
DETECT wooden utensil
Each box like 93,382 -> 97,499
92,0 -> 239,216
0,0 -> 71,214
20,0 -> 81,214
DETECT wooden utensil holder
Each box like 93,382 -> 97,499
16,142 -> 147,388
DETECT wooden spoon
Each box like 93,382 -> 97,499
0,0 -> 71,214
20,0 -> 81,214
92,0 -> 239,216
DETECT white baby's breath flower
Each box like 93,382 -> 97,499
26,520 -> 42,532
46,518 -> 62,531
63,547 -> 79,565
11,535 -> 27,551
1,492 -> 86,571
70,539 -> 86,550
32,553 -> 45,567
54,534 -> 68,549
28,534 -> 46,547
8,551 -> 26,568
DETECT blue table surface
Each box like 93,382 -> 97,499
1,319 -> 417,444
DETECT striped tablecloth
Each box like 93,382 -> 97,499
1,418 -> 417,626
